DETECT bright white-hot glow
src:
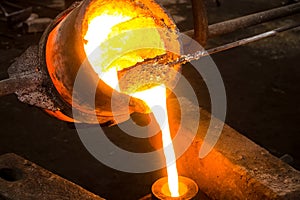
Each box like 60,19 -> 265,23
83,14 -> 130,90
84,14 -> 131,55
83,13 -> 166,91
131,85 -> 180,197
99,67 -> 120,91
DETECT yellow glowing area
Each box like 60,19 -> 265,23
99,67 -> 120,91
83,14 -> 130,90
131,85 -> 180,197
161,181 -> 188,197
84,14 -> 131,56
83,12 -> 166,90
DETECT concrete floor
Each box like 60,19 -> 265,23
0,0 -> 299,199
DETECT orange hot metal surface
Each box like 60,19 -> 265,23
44,109 -> 75,123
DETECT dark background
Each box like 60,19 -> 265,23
0,0 -> 299,199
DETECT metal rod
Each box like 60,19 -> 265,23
190,0 -> 208,46
185,2 -> 300,38
0,78 -> 23,97
0,74 -> 41,97
175,21 -> 300,65
207,21 -> 300,55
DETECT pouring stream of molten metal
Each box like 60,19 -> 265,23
131,86 -> 180,197
83,12 -> 180,197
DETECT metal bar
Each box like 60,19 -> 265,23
0,4 -> 9,16
0,153 -> 105,200
207,21 -> 300,57
185,2 -> 300,38
0,77 -> 25,97
190,0 -> 208,46
176,21 -> 300,64
0,74 -> 40,97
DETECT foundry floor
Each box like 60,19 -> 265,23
0,0 -> 299,199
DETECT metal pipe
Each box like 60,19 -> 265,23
190,0 -> 208,46
172,21 -> 300,65
185,2 -> 300,38
205,21 -> 300,56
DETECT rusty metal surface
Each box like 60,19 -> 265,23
0,45 -> 42,98
190,0 -> 208,46
0,75 -> 40,98
6,46 -> 59,110
185,2 -> 300,38
0,153 -> 105,200
208,2 -> 300,37
119,59 -> 180,94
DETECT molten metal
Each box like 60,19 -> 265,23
44,0 -> 181,124
131,85 -> 179,197
152,176 -> 199,199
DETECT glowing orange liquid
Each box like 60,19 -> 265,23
131,85 -> 180,197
